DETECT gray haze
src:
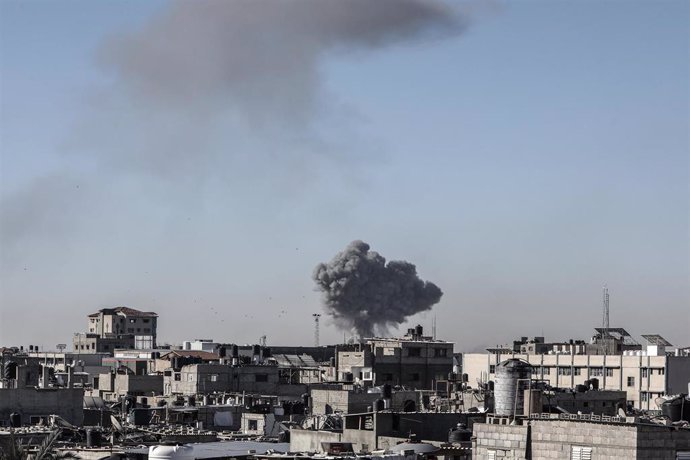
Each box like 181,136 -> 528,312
313,240 -> 443,337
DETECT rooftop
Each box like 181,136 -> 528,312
88,306 -> 158,318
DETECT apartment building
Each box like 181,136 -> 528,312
73,306 -> 158,353
336,325 -> 453,389
463,334 -> 690,410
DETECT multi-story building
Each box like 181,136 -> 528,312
463,333 -> 690,411
73,306 -> 158,353
336,325 -> 453,389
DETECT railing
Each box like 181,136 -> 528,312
529,412 -> 628,423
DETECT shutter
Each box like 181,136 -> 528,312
571,446 -> 592,460
676,451 -> 690,460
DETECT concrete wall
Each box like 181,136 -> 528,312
290,429 -> 342,452
667,356 -> 690,395
0,388 -> 84,426
114,374 -> 163,396
473,419 -> 690,459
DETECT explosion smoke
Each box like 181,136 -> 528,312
313,240 -> 443,338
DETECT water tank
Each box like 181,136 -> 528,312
415,325 -> 423,337
374,399 -> 385,412
576,384 -> 588,393
494,359 -> 532,417
382,384 -> 392,399
218,347 -> 227,358
9,413 -> 21,427
86,429 -> 102,447
661,395 -> 690,422
448,424 -> 472,444
149,444 -> 195,460
590,378 -> 599,390
252,345 -> 261,356
187,396 -> 196,407
231,345 -> 239,357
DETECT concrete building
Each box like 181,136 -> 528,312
336,326 -> 453,390
0,388 -> 84,426
473,415 -> 690,459
74,306 -> 158,354
463,335 -> 690,410
310,387 -> 420,415
162,363 -> 307,397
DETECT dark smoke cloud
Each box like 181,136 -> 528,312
313,240 -> 443,338
100,0 -> 462,125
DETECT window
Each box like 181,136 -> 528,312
489,365 -> 496,374
573,368 -> 582,376
605,368 -> 614,377
589,368 -> 603,377
542,367 -> 550,375
434,348 -> 448,357
255,374 -> 268,382
641,392 -> 649,402
210,374 -> 218,382
487,450 -> 496,460
407,347 -> 421,357
656,368 -> 665,376
136,328 -> 141,333
558,367 -> 571,376
570,446 -> 592,460
248,420 -> 258,430
187,374 -> 193,382
143,319 -> 150,323
641,368 -> 649,378
174,373 -> 181,381
627,376 -> 635,387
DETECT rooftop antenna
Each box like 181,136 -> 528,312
432,314 -> 437,340
312,313 -> 321,347
259,335 -> 267,347
602,285 -> 610,354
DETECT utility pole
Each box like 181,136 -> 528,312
312,314 -> 321,347
602,285 -> 610,355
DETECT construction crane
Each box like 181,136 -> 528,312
312,313 -> 321,347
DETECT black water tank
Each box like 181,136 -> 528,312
252,345 -> 261,356
187,396 -> 196,407
590,378 -> 599,390
374,399 -> 385,411
415,325 -> 423,336
9,413 -> 21,427
382,384 -> 392,399
86,429 -> 102,447
576,384 -> 588,393
219,346 -> 227,358
231,345 -> 239,357
448,424 -> 472,444
263,347 -> 271,358
157,400 -> 167,407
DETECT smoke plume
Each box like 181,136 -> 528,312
313,240 -> 443,338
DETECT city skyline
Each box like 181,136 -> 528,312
1,0 -> 688,350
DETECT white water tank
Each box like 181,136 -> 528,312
149,444 -> 195,460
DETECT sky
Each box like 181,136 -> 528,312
1,0 -> 688,352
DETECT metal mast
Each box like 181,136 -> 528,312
602,285 -> 610,354
312,313 -> 321,347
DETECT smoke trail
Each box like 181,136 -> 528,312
313,240 -> 443,337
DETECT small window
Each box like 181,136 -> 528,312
627,376 -> 635,387
641,368 -> 649,378
407,347 -> 421,357
487,450 -> 496,460
174,373 -> 181,381
255,374 -> 268,382
558,367 -> 571,376
657,368 -> 665,376
489,365 -> 496,374
187,374 -> 193,382
542,367 -> 550,375
143,319 -> 150,323
573,368 -> 581,376
605,368 -> 614,377
434,348 -> 448,357
589,368 -> 603,377
248,420 -> 258,430
210,374 -> 218,382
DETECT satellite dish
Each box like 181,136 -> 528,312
618,408 -> 626,418
110,415 -> 124,433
